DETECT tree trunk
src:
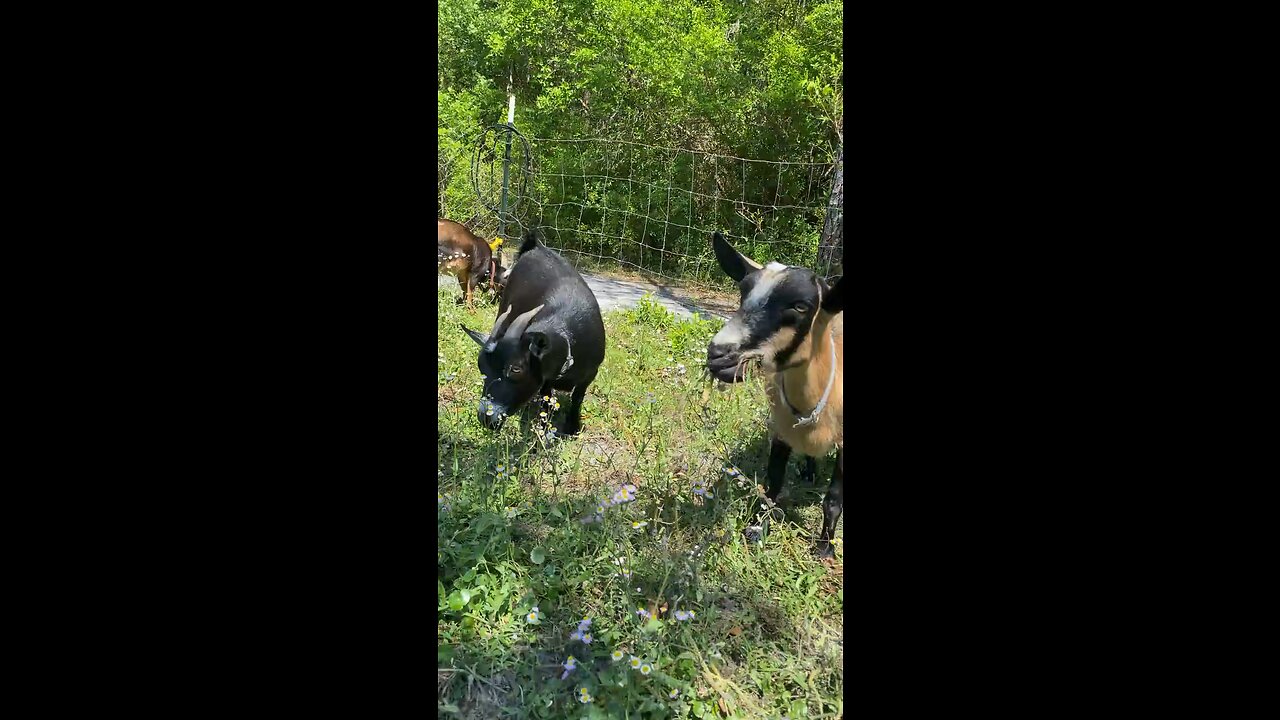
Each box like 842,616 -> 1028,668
818,143 -> 844,278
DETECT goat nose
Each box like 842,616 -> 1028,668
708,343 -> 732,361
478,407 -> 506,430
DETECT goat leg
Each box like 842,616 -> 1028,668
765,437 -> 791,501
454,267 -> 469,306
816,448 -> 844,560
464,271 -> 477,310
559,379 -> 591,436
746,438 -> 792,544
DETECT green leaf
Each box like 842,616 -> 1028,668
643,618 -> 664,633
448,591 -> 465,611
530,548 -> 546,564
550,505 -> 564,518
790,699 -> 808,717
692,700 -> 706,718
460,588 -> 472,605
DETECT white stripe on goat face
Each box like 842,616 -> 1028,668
711,263 -> 789,347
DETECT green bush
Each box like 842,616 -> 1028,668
624,292 -> 675,330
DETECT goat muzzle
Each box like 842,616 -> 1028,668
478,399 -> 509,430
706,343 -> 748,383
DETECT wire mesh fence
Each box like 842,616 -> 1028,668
438,124 -> 534,246
439,127 -> 841,292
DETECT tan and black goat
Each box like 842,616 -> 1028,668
705,232 -> 844,559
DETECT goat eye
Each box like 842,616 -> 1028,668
509,366 -> 521,375
793,302 -> 810,313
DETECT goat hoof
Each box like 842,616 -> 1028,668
815,543 -> 835,561
558,422 -> 583,437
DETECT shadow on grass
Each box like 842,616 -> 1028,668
723,430 -> 839,538
437,487 -> 729,716
437,425 -> 843,717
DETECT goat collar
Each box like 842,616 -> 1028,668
557,332 -> 574,379
776,326 -> 838,429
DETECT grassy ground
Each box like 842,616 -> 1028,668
437,286 -> 844,720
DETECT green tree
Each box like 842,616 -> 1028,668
438,0 -> 843,284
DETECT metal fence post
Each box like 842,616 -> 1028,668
498,94 -> 516,250
818,142 -> 844,279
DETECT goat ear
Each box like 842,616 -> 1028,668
526,331 -> 552,359
711,232 -> 763,282
519,230 -> 543,254
460,323 -> 488,346
821,276 -> 844,314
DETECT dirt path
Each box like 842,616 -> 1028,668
438,271 -> 733,320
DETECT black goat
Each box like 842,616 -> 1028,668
461,231 -> 606,436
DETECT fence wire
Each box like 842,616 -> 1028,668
440,131 -> 841,291
439,125 -> 534,246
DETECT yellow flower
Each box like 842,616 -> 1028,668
611,650 -> 624,661
629,656 -> 641,669
640,663 -> 652,675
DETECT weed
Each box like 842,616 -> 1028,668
624,292 -> 676,331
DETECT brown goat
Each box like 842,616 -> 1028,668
437,218 -> 506,309
705,232 -> 844,559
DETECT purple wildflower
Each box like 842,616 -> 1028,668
560,655 -> 577,680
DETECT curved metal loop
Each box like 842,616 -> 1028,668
470,123 -> 534,239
